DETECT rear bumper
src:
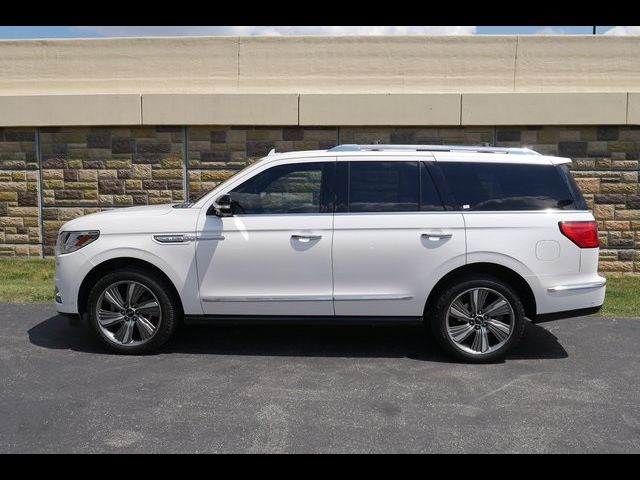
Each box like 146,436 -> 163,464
533,276 -> 605,322
535,275 -> 606,316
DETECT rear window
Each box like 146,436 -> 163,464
557,164 -> 588,210
437,162 -> 581,211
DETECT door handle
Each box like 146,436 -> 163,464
421,231 -> 453,240
291,234 -> 322,242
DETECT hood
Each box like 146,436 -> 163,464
59,203 -> 177,233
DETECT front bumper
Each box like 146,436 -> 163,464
54,249 -> 94,315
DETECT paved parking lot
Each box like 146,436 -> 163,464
0,303 -> 639,453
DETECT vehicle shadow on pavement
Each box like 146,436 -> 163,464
28,315 -> 568,363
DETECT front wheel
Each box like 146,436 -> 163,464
429,275 -> 526,363
86,268 -> 180,354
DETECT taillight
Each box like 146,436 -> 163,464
559,221 -> 600,248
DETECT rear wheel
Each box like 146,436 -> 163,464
87,268 -> 180,354
429,275 -> 526,363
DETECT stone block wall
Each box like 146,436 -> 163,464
187,127 -> 337,201
0,125 -> 638,274
38,127 -> 185,255
0,128 -> 41,256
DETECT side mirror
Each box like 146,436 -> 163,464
208,194 -> 233,217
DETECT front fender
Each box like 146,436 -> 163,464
85,243 -> 202,315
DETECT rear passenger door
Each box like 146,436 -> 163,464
332,158 -> 467,318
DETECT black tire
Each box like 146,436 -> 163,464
428,274 -> 526,363
86,268 -> 181,354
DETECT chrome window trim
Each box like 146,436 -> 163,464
332,210 -> 592,216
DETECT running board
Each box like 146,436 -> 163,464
183,315 -> 424,326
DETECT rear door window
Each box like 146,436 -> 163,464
348,161 -> 420,212
437,162 -> 579,211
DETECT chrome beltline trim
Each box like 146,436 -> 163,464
547,280 -> 607,293
333,294 -> 414,301
203,295 -> 333,303
202,294 -> 413,303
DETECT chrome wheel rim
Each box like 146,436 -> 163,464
96,281 -> 161,346
445,287 -> 514,355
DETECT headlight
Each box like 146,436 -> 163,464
55,230 -> 100,255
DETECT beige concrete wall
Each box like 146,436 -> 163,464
515,36 -> 640,92
1,35 -> 640,95
238,36 -> 517,93
0,37 -> 239,95
1,36 -> 640,126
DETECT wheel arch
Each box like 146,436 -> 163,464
77,257 -> 184,317
424,262 -> 537,320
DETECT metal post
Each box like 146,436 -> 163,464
35,127 -> 45,258
182,126 -> 189,203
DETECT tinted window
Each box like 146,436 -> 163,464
230,162 -> 332,214
438,162 -> 578,211
348,162 -> 419,212
557,164 -> 588,210
420,162 -> 445,211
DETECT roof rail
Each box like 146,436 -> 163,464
328,144 -> 540,155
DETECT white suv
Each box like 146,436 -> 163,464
54,144 -> 606,362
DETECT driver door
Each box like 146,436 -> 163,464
195,158 -> 336,316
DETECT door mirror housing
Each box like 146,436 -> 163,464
208,194 -> 233,217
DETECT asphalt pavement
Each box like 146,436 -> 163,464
0,303 -> 638,453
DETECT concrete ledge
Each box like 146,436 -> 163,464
627,93 -> 640,125
461,93 -> 629,125
0,94 -> 141,126
0,92 -> 637,127
299,94 -> 461,125
142,94 -> 299,125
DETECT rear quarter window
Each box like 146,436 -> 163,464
437,162 -> 582,211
